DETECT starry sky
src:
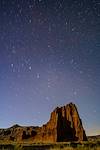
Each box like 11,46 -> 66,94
0,0 -> 100,136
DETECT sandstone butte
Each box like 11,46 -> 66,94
0,102 -> 87,142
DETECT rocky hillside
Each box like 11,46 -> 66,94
0,103 -> 87,142
88,135 -> 100,141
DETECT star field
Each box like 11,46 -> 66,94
0,0 -> 100,135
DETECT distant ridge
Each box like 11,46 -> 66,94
88,135 -> 100,141
0,102 -> 87,142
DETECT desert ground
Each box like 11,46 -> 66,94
0,141 -> 100,150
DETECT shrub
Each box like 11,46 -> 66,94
14,144 -> 23,150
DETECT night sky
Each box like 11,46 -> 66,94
0,0 -> 100,136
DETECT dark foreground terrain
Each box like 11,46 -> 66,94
0,141 -> 100,150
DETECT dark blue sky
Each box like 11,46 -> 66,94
0,0 -> 100,135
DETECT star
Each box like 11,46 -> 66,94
45,96 -> 50,101
93,110 -> 97,113
11,63 -> 14,68
29,66 -> 32,70
12,49 -> 16,54
29,19 -> 32,24
79,70 -> 83,74
70,59 -> 74,64
71,27 -> 76,32
73,91 -> 77,96
36,73 -> 40,79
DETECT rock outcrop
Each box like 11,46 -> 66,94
0,103 -> 87,142
33,102 -> 87,142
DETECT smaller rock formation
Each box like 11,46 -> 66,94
0,125 -> 38,142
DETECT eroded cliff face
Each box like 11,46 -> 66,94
0,103 -> 87,142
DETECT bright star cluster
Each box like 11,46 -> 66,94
0,0 -> 100,135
